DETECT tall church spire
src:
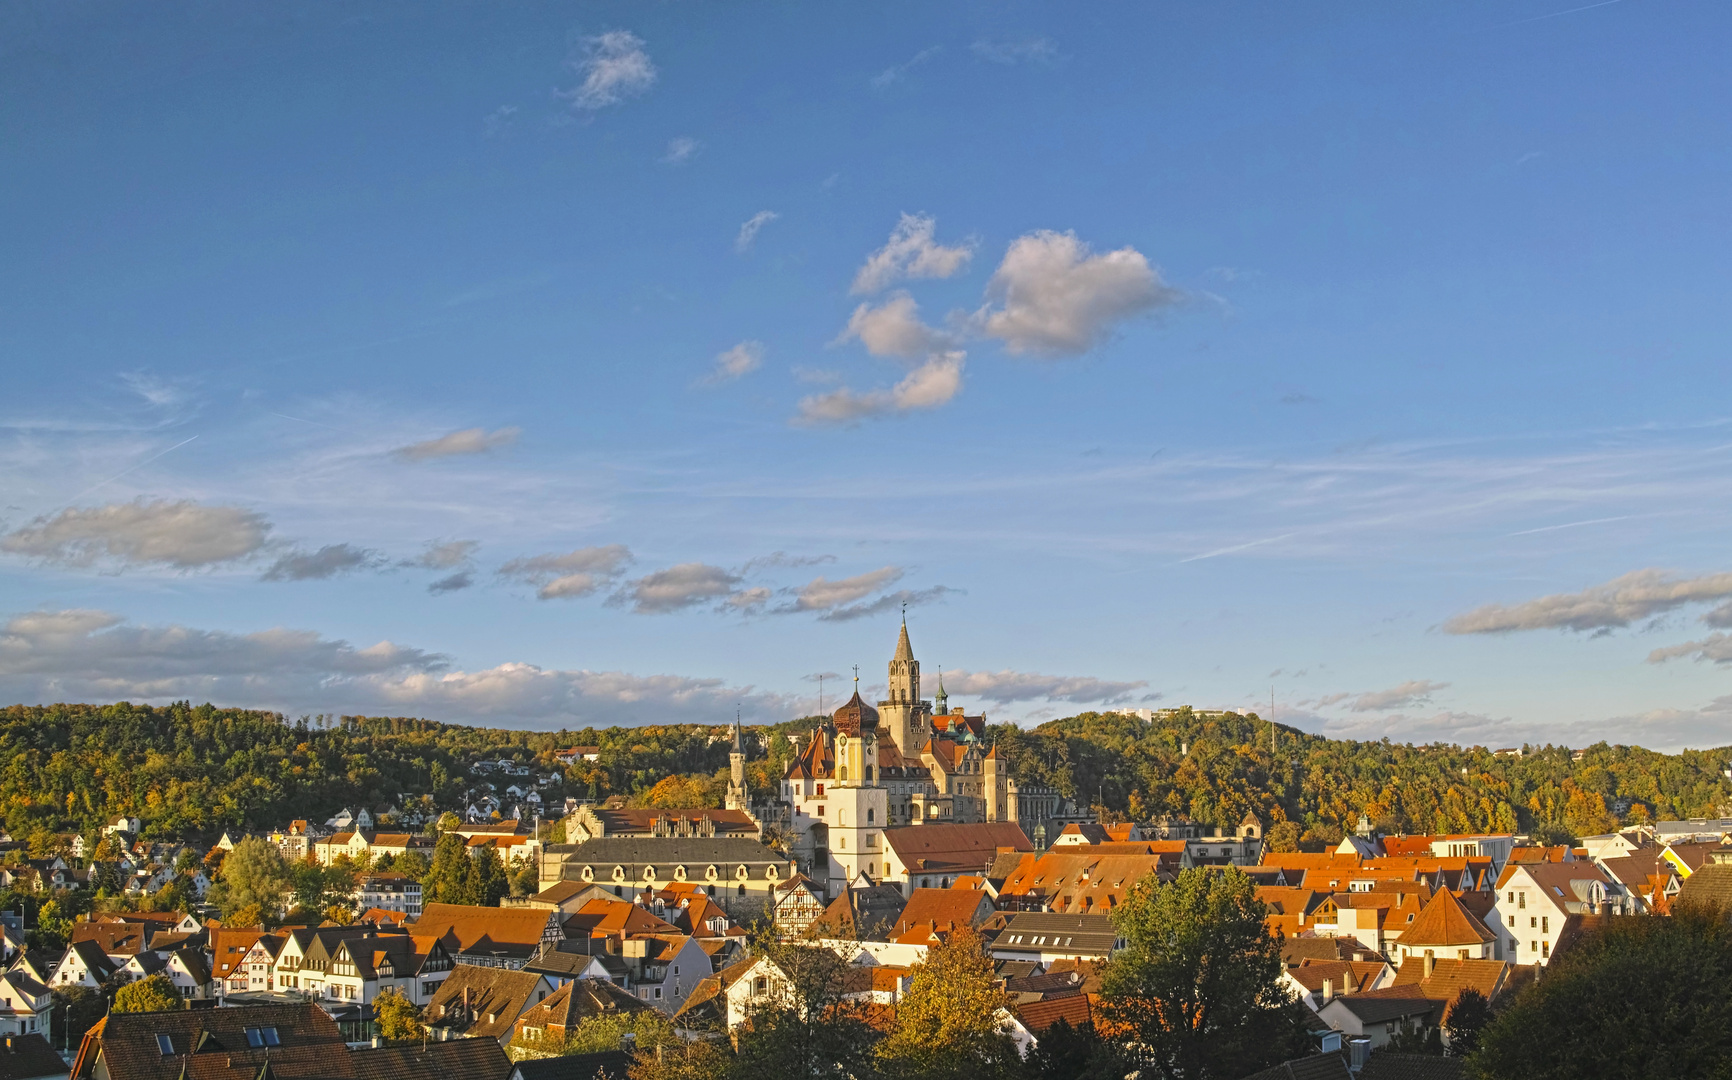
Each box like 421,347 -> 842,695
893,618 -> 914,665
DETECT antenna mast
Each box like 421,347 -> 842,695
1270,686 -> 1276,754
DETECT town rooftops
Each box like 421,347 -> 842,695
73,1002 -> 352,1080
411,904 -> 557,959
993,911 -> 1118,956
426,965 -> 549,1043
556,836 -> 790,871
0,1033 -> 68,1080
350,1038 -> 511,1080
884,822 -> 1032,876
1397,890 -> 1494,948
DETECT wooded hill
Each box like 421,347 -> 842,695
1,702 -> 1727,851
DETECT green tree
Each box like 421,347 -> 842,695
31,898 -> 73,951
374,988 -> 424,1040
421,832 -> 472,905
509,857 -> 539,898
627,1038 -> 733,1080
53,985 -> 105,1049
1470,906 -> 1732,1079
470,845 -> 509,906
113,974 -> 185,1014
1445,989 -> 1491,1058
1022,1017 -> 1124,1080
206,837 -> 292,919
732,936 -> 880,1079
876,928 -> 1019,1080
1098,867 -> 1311,1080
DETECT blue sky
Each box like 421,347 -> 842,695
6,0 -> 1732,750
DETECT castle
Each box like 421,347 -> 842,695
731,619 -> 1065,894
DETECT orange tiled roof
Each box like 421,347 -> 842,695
1397,889 -> 1494,947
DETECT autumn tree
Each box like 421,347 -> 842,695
374,988 -> 423,1040
206,837 -> 293,919
627,1038 -> 734,1080
877,928 -> 1019,1080
511,1010 -> 681,1059
732,936 -> 879,1079
1021,1016 -> 1124,1080
113,974 -> 185,1014
1098,867 -> 1311,1080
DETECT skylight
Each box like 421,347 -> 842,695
243,1027 -> 280,1048
156,1035 -> 174,1056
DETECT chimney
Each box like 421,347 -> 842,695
1321,978 -> 1334,1003
1423,953 -> 1435,979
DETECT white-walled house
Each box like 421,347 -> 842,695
0,971 -> 51,1036
1491,862 -> 1625,965
49,942 -> 117,990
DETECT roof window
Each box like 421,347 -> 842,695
156,1035 -> 174,1056
243,1027 -> 280,1048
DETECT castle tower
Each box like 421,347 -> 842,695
725,714 -> 749,812
830,687 -> 889,888
879,617 -> 930,756
984,744 -> 1001,822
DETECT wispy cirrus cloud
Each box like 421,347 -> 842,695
943,668 -> 1146,705
1345,679 -> 1451,712
816,585 -> 957,622
0,499 -> 270,570
736,211 -> 779,253
870,46 -> 941,89
970,38 -> 1058,65
393,427 -> 520,462
661,136 -> 700,164
561,30 -> 657,111
613,562 -> 745,614
702,341 -> 764,384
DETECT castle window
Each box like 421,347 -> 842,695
867,809 -> 874,823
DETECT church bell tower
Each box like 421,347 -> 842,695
879,615 -> 930,756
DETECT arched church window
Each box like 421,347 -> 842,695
840,766 -> 848,781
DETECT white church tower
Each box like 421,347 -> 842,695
828,681 -> 890,887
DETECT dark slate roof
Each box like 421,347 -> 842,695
0,1033 -> 72,1080
351,1039 -> 511,1080
509,1052 -> 631,1080
1238,1054 -> 1352,1080
994,912 -> 1117,954
1357,1054 -> 1467,1080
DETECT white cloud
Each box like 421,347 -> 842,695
0,608 -> 786,729
834,293 -> 952,358
851,214 -> 975,295
1346,679 -> 1451,712
735,211 -> 779,253
976,230 -> 1181,357
793,352 -> 964,426
661,137 -> 700,164
870,46 -> 941,89
705,341 -> 765,384
563,30 -> 657,111
614,563 -> 744,614
483,104 -> 518,138
970,38 -> 1058,65
1648,634 -> 1732,665
498,545 -> 634,600
0,499 -> 270,569
789,567 -> 904,612
393,427 -> 520,462
261,544 -> 380,582
943,668 -> 1147,705
1443,569 -> 1732,634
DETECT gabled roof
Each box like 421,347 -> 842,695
563,899 -> 678,939
1013,993 -> 1090,1033
812,882 -> 907,941
1397,889 -> 1494,947
1390,957 -> 1510,1004
889,889 -> 994,942
0,1032 -> 69,1080
411,904 -> 553,958
425,966 -> 548,1042
885,822 -> 1032,876
76,1002 -> 352,1080
514,977 -> 650,1034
